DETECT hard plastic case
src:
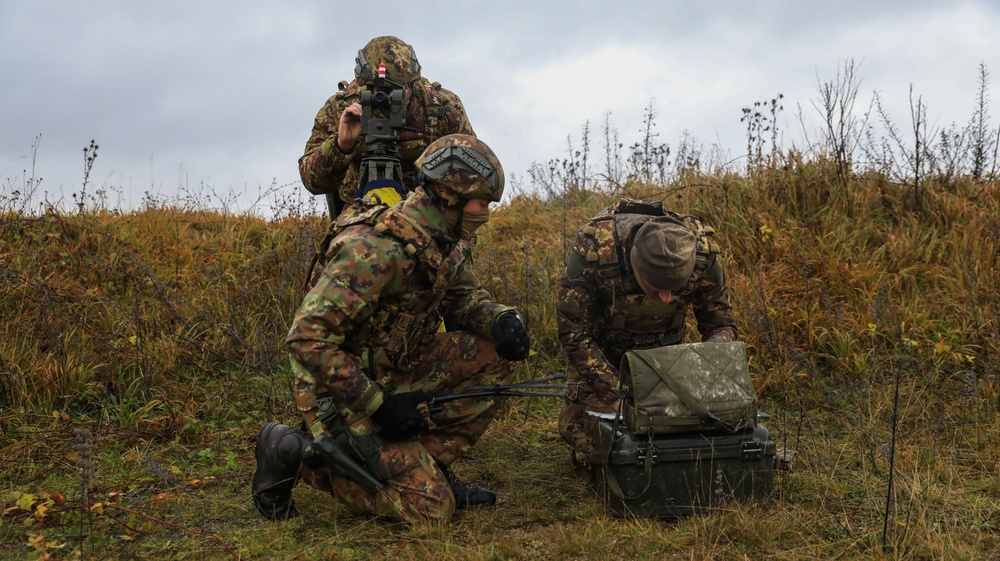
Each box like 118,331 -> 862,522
591,419 -> 776,517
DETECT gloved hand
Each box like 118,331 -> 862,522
371,391 -> 433,441
491,312 -> 531,361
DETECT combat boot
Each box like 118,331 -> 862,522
441,466 -> 496,508
252,422 -> 312,520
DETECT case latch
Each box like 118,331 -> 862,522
740,441 -> 764,461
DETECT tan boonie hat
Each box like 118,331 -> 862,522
629,217 -> 697,291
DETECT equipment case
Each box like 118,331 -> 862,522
591,419 -> 776,517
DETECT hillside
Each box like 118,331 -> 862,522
3,151 -> 999,559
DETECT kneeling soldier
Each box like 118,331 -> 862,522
253,134 -> 530,523
557,198 -> 737,472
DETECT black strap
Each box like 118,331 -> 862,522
604,441 -> 656,501
603,389 -> 655,501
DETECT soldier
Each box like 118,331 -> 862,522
254,135 -> 531,523
556,198 -> 737,471
299,35 -> 476,218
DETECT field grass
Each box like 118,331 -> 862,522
2,154 -> 1000,559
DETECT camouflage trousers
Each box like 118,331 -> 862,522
558,368 -> 617,473
293,331 -> 513,523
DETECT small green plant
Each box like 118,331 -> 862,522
196,448 -> 217,463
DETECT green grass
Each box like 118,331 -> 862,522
2,157 -> 1000,559
6,393 -> 999,560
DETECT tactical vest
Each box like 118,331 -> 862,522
580,198 -> 720,349
321,203 -> 465,372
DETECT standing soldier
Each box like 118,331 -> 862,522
254,135 -> 531,523
556,198 -> 738,471
299,35 -> 476,218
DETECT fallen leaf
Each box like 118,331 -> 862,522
17,493 -> 35,511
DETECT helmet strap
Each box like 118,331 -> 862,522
418,173 -> 443,206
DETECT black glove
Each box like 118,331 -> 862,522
491,312 -> 530,361
371,391 -> 432,441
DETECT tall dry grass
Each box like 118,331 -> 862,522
3,60 -> 1000,558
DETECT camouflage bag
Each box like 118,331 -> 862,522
621,342 -> 757,435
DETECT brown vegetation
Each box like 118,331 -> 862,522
2,60 -> 1000,559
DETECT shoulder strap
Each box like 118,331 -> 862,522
373,207 -> 460,314
581,217 -> 619,267
584,197 -> 669,273
603,408 -> 656,500
326,204 -> 448,278
610,197 -> 664,216
674,214 -> 721,286
419,79 -> 443,126
604,443 -> 656,500
305,205 -> 454,300
372,207 -> 444,273
581,216 -> 624,286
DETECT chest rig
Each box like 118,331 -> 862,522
330,203 -> 465,371
581,198 -> 720,351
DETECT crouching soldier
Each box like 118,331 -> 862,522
253,134 -> 530,523
556,198 -> 737,472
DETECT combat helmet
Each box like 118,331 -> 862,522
355,36 -> 422,86
416,134 -> 505,204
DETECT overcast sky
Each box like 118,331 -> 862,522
2,1 -> 998,214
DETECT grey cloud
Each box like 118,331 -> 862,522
2,1 -> 998,211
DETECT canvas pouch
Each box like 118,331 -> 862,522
621,342 -> 757,434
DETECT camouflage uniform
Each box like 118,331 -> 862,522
556,198 -> 737,469
298,78 -> 475,211
285,186 -> 516,522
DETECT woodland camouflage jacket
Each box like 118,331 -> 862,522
557,203 -> 737,397
285,188 -> 514,418
298,78 -> 475,208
